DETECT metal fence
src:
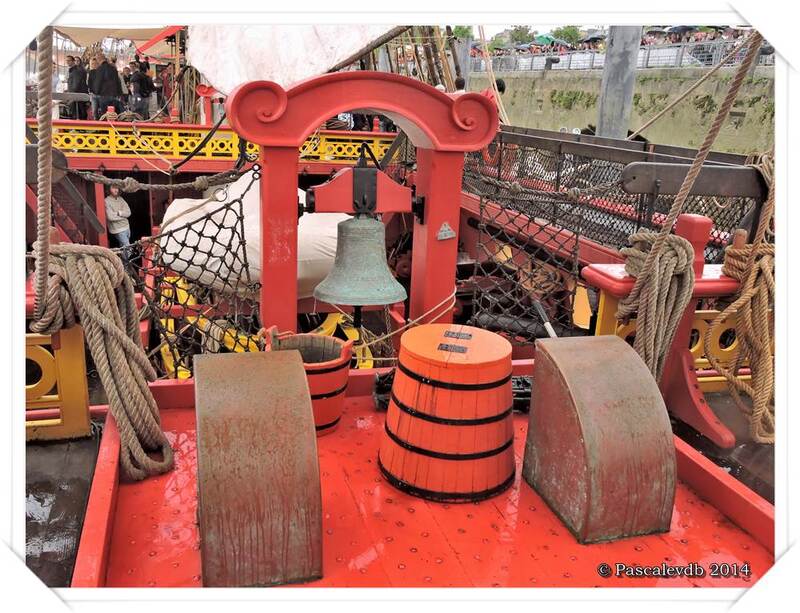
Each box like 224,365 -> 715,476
470,40 -> 775,73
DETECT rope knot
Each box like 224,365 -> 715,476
193,175 -> 210,191
566,187 -> 581,202
121,176 -> 142,193
615,230 -> 696,382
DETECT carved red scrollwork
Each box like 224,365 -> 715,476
226,80 -> 289,144
226,72 -> 498,152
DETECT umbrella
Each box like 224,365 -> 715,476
580,33 -> 605,43
514,43 -> 532,49
534,34 -> 555,45
666,25 -> 698,34
645,27 -> 668,34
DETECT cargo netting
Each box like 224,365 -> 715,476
462,143 -> 591,345
126,167 -> 262,378
464,130 -> 763,264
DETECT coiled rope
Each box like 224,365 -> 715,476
615,31 -> 764,382
29,27 -> 173,480
702,153 -> 775,443
30,245 -> 174,479
620,233 -> 695,381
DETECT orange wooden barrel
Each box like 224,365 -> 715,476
378,324 -> 514,502
264,327 -> 353,436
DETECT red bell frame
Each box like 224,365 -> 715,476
225,71 -> 498,332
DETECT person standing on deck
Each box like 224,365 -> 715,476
93,53 -> 123,115
122,66 -> 132,108
66,56 -> 88,120
87,57 -> 100,119
128,61 -> 153,119
105,186 -> 132,248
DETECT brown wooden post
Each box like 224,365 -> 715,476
446,26 -> 463,78
93,181 -> 109,247
421,27 -> 442,86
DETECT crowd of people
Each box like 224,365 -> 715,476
63,52 -> 173,121
471,26 -> 751,59
640,27 -> 747,46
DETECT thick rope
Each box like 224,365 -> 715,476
702,154 -> 775,443
620,233 -> 695,381
33,26 -> 53,321
469,172 -> 622,203
615,31 -> 764,379
30,27 -> 172,480
30,244 -> 174,480
65,167 -> 247,193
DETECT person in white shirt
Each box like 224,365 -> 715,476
105,185 -> 132,247
454,76 -> 466,94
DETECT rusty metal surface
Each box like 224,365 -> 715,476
523,335 -> 676,543
194,351 -> 322,586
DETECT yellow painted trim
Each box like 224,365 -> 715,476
26,326 -> 91,441
29,122 -> 394,165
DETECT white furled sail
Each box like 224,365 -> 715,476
186,25 -> 398,92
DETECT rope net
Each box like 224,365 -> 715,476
462,136 -> 589,345
466,131 -> 764,263
127,167 -> 262,378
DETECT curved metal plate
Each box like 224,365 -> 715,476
194,350 -> 322,586
522,335 -> 676,544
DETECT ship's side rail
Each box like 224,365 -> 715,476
464,129 -> 767,264
26,119 -> 395,165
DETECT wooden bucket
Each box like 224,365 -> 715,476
378,324 -> 514,502
265,327 -> 353,435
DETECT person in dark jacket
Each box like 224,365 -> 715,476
87,56 -> 99,119
66,56 -> 89,119
93,52 -> 123,115
128,61 -> 153,119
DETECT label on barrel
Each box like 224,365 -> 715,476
437,343 -> 468,354
444,330 -> 473,340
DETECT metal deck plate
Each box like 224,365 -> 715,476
194,351 -> 322,587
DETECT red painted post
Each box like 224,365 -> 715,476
258,146 -> 300,332
660,213 -> 736,448
408,149 -> 465,324
202,97 -> 213,126
94,182 -> 109,247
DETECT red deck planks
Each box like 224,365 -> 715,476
100,399 -> 772,588
104,410 -> 202,587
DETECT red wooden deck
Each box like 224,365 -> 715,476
74,393 -> 773,588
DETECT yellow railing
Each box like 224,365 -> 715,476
26,120 -> 395,164
26,326 -> 92,441
594,292 -> 758,393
